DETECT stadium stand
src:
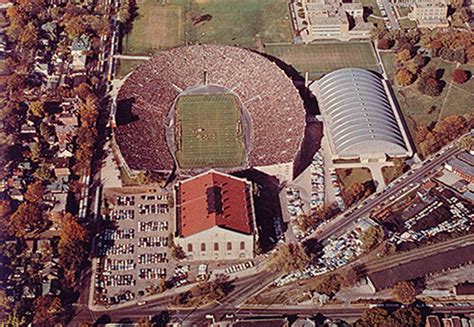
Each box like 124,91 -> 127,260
114,45 -> 306,172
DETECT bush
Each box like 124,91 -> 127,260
452,69 -> 469,84
396,69 -> 414,86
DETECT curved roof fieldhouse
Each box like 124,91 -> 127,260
317,68 -> 410,158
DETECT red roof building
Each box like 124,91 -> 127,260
175,171 -> 257,261
176,171 -> 254,237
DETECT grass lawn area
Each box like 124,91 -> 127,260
398,17 -> 417,29
380,52 -> 474,155
265,42 -> 380,79
382,166 -> 401,184
336,168 -> 373,189
175,93 -> 244,168
116,59 -> 146,78
382,53 -> 474,135
123,0 -> 292,54
123,0 -> 186,55
188,0 -> 292,49
360,0 -> 381,16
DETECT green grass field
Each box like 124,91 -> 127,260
381,53 -> 474,134
264,42 -> 380,79
116,59 -> 146,78
187,0 -> 292,49
123,0 -> 292,55
123,0 -> 186,55
175,93 -> 244,169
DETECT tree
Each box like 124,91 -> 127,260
389,307 -> 422,326
459,135 -> 473,152
392,280 -> 417,304
397,49 -> 412,62
418,76 -> 443,96
58,213 -> 88,275
34,164 -> 54,182
452,69 -> 469,84
343,182 -> 373,207
168,233 -> 186,260
8,203 -> 46,237
361,225 -> 385,252
413,54 -> 427,69
377,38 -> 391,50
354,307 -> 390,327
175,274 -> 234,306
396,69 -> 414,86
267,243 -> 309,273
24,181 -> 44,203
33,295 -> 63,326
341,266 -> 359,288
29,100 -> 45,117
18,22 -> 38,49
311,273 -> 344,297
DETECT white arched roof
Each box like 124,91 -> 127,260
317,68 -> 409,158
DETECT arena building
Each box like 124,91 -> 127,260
310,68 -> 413,162
174,170 -> 257,261
112,45 -> 307,178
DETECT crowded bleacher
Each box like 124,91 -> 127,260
114,44 -> 306,171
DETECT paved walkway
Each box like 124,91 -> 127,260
114,54 -> 151,60
100,141 -> 122,188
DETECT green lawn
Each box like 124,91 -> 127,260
175,93 -> 244,169
123,0 -> 292,55
116,59 -> 146,78
360,0 -> 381,16
265,42 -> 380,79
123,0 -> 186,55
188,0 -> 292,49
336,168 -> 373,189
381,53 -> 474,134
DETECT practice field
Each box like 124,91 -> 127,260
122,0 -> 185,55
123,0 -> 292,54
265,42 -> 380,79
188,0 -> 292,49
175,94 -> 245,169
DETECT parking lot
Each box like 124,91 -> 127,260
94,187 -> 175,305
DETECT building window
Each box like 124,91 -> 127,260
201,243 -> 206,252
240,241 -> 245,250
214,242 -> 219,251
227,242 -> 232,251
187,244 -> 193,252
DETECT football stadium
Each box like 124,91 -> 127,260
113,45 -> 307,174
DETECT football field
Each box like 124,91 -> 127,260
175,94 -> 245,169
265,42 -> 380,79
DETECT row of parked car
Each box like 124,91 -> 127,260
138,253 -> 168,264
139,268 -> 167,280
108,209 -> 135,221
117,195 -> 135,206
139,220 -> 168,232
104,274 -> 135,287
224,261 -> 254,274
310,152 -> 325,210
98,243 -> 134,256
138,203 -> 169,215
172,265 -> 190,288
106,258 -> 135,271
102,228 -> 135,240
138,236 -> 168,248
